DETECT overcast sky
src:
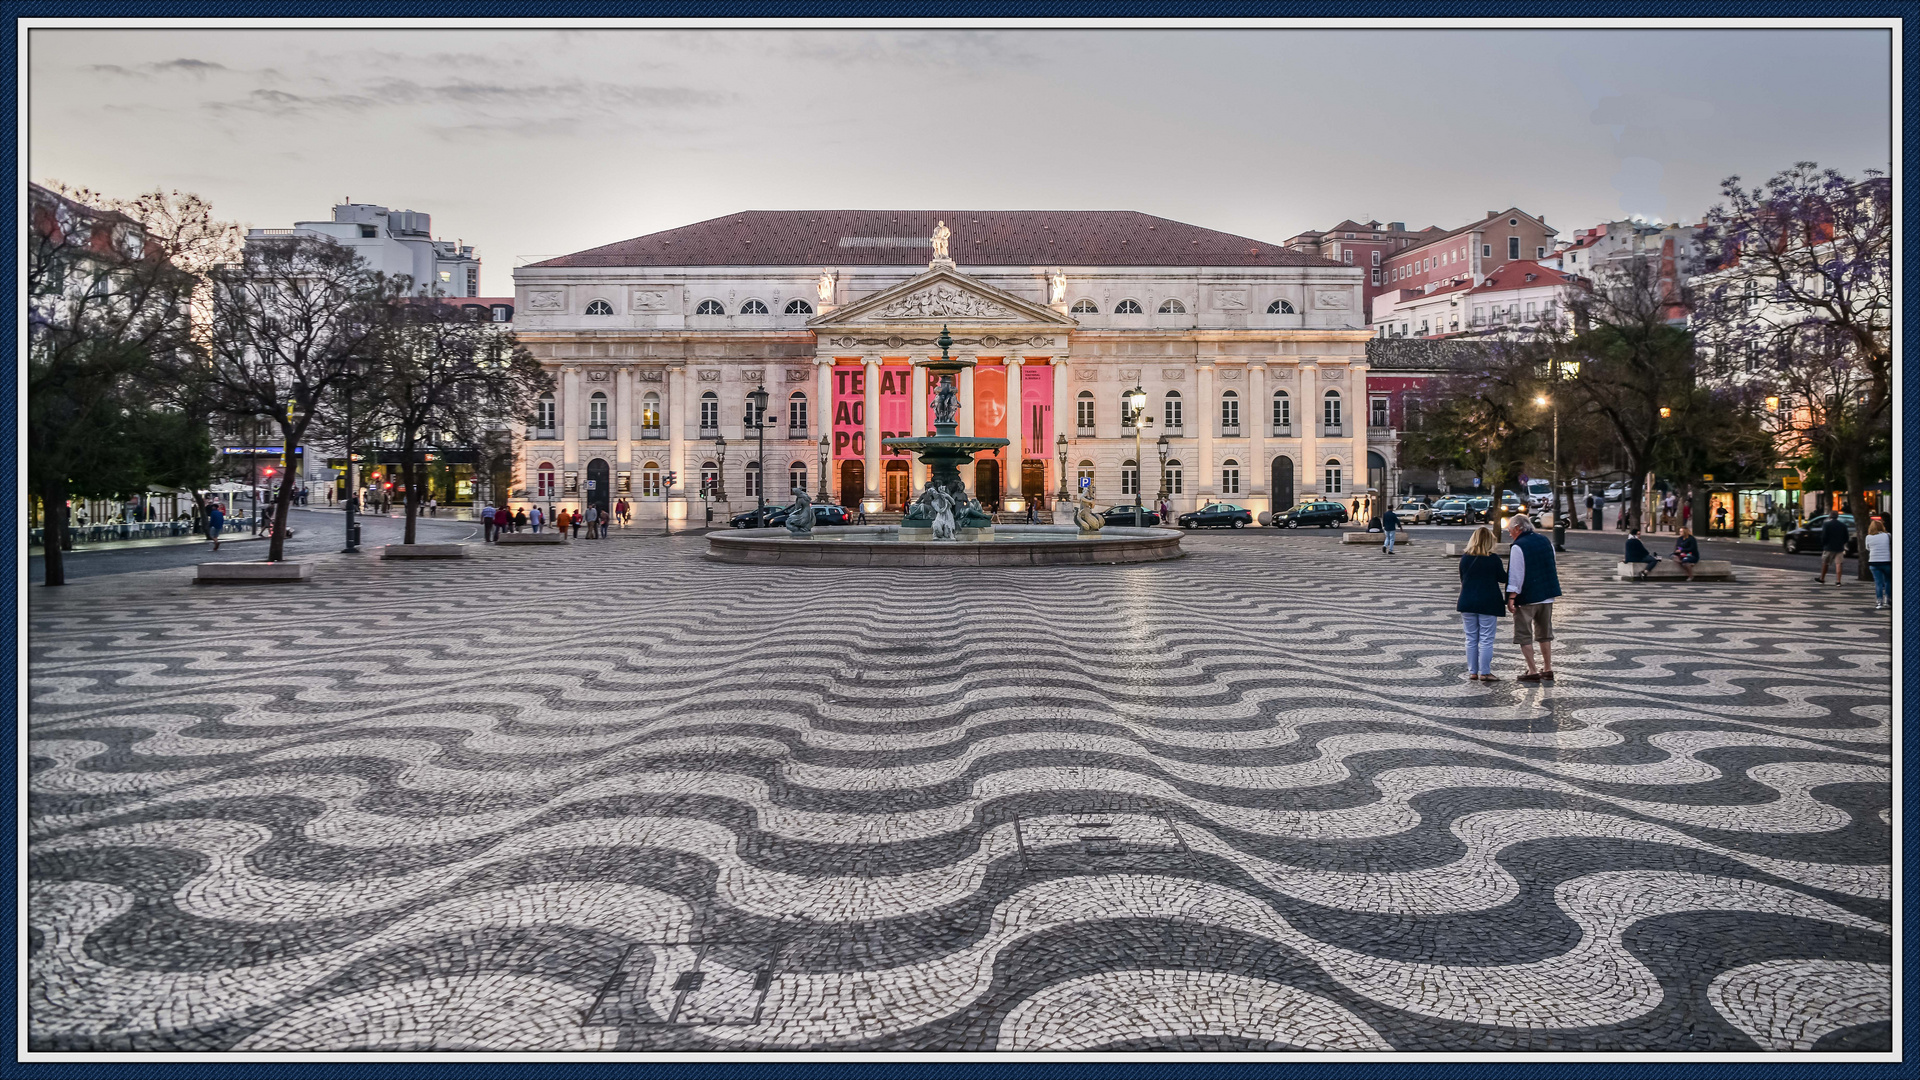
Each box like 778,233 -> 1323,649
29,26 -> 1892,294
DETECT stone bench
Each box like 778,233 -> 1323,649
1341,531 -> 1410,544
381,544 -> 467,560
196,561 -> 313,585
1615,559 -> 1737,582
1442,542 -> 1511,557
494,532 -> 568,546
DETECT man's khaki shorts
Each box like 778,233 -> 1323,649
1513,602 -> 1554,645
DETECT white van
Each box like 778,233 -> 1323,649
1526,479 -> 1553,508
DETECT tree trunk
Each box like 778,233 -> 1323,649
402,429 -> 419,545
1843,453 -> 1872,579
1623,454 -> 1648,533
267,426 -> 303,562
40,483 -> 68,586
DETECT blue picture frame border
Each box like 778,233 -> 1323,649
5,2 -> 1911,1078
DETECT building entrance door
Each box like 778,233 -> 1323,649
1272,456 -> 1294,510
1021,460 -> 1047,506
974,459 -> 1001,509
884,461 -> 910,510
587,459 -> 611,516
839,460 -> 865,507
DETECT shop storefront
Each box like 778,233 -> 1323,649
330,448 -> 482,506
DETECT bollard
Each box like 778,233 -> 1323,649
1553,523 -> 1566,551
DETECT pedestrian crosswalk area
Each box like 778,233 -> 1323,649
25,536 -> 1890,1052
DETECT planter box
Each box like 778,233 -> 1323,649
1616,559 -> 1737,582
196,561 -> 312,585
381,544 -> 467,560
494,531 -> 568,546
1341,531 -> 1410,544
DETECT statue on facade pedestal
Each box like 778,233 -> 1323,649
931,220 -> 951,262
1074,492 -> 1104,533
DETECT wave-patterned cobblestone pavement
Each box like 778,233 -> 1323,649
27,534 -> 1891,1052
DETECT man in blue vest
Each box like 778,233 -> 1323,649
1505,514 -> 1562,682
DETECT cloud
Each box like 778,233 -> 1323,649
87,57 -> 228,77
203,74 -> 728,121
785,30 -> 1042,71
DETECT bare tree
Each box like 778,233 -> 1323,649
1402,338 -> 1552,507
363,299 -> 550,543
202,236 -> 394,562
27,183 -> 237,585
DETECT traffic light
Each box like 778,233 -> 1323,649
664,471 -> 678,489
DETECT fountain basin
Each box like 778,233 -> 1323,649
707,525 -> 1182,566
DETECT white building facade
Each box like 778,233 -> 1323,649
245,202 -> 482,297
510,211 -> 1371,523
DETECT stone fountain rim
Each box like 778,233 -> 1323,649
705,524 -> 1183,566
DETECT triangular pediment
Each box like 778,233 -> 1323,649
810,267 -> 1074,328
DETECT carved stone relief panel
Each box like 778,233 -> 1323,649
525,290 -> 564,311
629,287 -> 673,312
742,370 -> 764,383
785,368 -> 809,382
1220,368 -> 1242,381
1314,290 -> 1354,310
698,370 -> 721,383
1075,368 -> 1097,382
1160,368 -> 1186,381
586,369 -> 611,383
636,369 -> 665,383
1119,368 -> 1141,381
1214,289 -> 1248,310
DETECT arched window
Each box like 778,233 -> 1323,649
1158,298 -> 1185,314
1163,390 -> 1183,431
789,461 -> 808,495
695,299 -> 725,315
585,299 -> 614,316
1121,458 -> 1139,497
740,299 -> 769,315
1324,458 -> 1343,494
789,391 -> 808,433
1221,458 -> 1241,495
536,393 -> 555,429
1115,299 -> 1143,314
641,460 -> 662,496
1272,390 -> 1291,431
744,392 -> 764,429
537,461 -> 556,498
1323,390 -> 1342,430
1076,458 -> 1096,496
699,391 -> 719,432
699,460 -> 720,497
1076,390 -> 1095,431
1071,299 -> 1099,314
1221,390 -> 1240,430
1164,459 -> 1184,495
1267,299 -> 1296,314
641,391 -> 661,434
745,461 -> 762,499
589,391 -> 608,431
784,299 -> 813,315
1122,394 -> 1139,430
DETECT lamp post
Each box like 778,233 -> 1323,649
747,385 -> 770,514
714,434 -> 728,501
1156,433 -> 1171,523
817,433 -> 830,503
1055,432 -> 1068,508
1536,387 -> 1562,551
1127,385 -> 1148,526
342,361 -> 361,553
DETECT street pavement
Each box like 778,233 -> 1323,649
28,509 -> 478,584
25,530 -> 1888,1051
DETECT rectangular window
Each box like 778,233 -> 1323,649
789,397 -> 808,431
1324,396 -> 1342,428
1164,397 -> 1182,430
538,398 -> 555,427
1483,244 -> 1492,258
1221,396 -> 1239,429
1166,466 -> 1183,494
1121,465 -> 1138,496
466,267 -> 478,296
790,465 -> 807,494
1273,396 -> 1290,430
1325,464 -> 1343,494
589,398 -> 608,427
745,467 -> 760,498
359,224 -> 377,238
1077,397 -> 1095,431
700,465 -> 719,495
1221,467 -> 1239,495
1371,269 -> 1380,285
1536,246 -> 1547,260
1371,397 -> 1389,427
642,469 -> 662,497
1508,237 -> 1520,260
1371,250 -> 1381,266
1343,250 -> 1353,263
1077,464 -> 1095,493
700,398 -> 719,430
745,397 -> 761,429
1404,399 -> 1421,430
1526,302 -> 1537,320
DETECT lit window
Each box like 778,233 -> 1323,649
1115,299 -> 1143,314
642,461 -> 662,496
641,391 -> 661,432
585,299 -> 613,315
784,299 -> 813,315
740,299 -> 769,314
1158,298 -> 1185,313
696,299 -> 725,315
1267,299 -> 1295,314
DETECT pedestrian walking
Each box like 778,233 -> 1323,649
1817,513 -> 1851,585
426,496 -> 437,518
481,502 -> 495,542
1457,526 -> 1506,681
615,498 -> 629,528
856,505 -> 868,525
556,508 -> 571,536
1672,526 -> 1701,581
206,502 -> 225,551
512,507 -> 528,532
1503,514 -> 1561,683
530,504 -> 543,533
1380,505 -> 1400,554
1865,519 -> 1892,610
1623,526 -> 1661,580
589,504 -> 603,538
571,509 -> 583,539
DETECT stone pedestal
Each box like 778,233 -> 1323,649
196,561 -> 313,584
495,532 -> 569,546
381,544 -> 467,559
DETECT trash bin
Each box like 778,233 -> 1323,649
347,523 -> 362,548
1553,523 -> 1566,551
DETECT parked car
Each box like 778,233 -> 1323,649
1179,502 -> 1254,529
1782,513 -> 1858,556
1430,497 -> 1470,525
729,504 -> 851,529
1101,505 -> 1162,527
1395,497 -> 1434,524
1465,497 -> 1495,523
1272,500 -> 1351,528
1603,482 -> 1628,502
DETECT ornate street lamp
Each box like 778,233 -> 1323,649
714,434 -> 728,501
1055,432 -> 1069,505
747,385 -> 771,512
1127,385 -> 1148,526
1156,433 -> 1171,514
817,433 -> 830,502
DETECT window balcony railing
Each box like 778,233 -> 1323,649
530,427 -> 556,440
1322,425 -> 1345,437
1220,425 -> 1241,438
787,427 -> 810,441
587,426 -> 609,440
640,427 -> 662,440
698,426 -> 720,439
1077,426 -> 1096,438
1271,424 -> 1292,437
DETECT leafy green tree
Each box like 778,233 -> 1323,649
1403,339 -> 1551,506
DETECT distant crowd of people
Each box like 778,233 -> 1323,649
477,501 -> 628,541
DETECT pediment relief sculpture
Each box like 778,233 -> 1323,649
876,283 -> 1011,320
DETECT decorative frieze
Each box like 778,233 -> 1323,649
698,370 -> 721,382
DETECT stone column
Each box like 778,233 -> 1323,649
1345,362 -> 1368,501
910,360 -> 929,491
1195,363 -> 1215,500
862,357 -> 881,504
1050,354 -> 1070,502
561,365 -> 581,499
815,357 -> 833,500
1005,356 -> 1025,501
958,363 -> 976,493
1299,362 -> 1319,496
615,367 -> 634,482
668,366 -> 687,523
1248,363 -> 1267,509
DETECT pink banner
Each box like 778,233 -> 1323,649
832,365 -> 864,460
1021,364 -> 1053,458
878,365 -> 911,458
973,364 -> 1007,468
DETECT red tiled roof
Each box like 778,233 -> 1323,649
530,211 -> 1340,269
1467,261 -> 1583,294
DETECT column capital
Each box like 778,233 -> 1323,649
814,356 -> 833,366
1009,355 -> 1027,366
1048,355 -> 1069,366
862,355 -> 881,367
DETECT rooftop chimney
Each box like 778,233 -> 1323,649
1487,210 -> 1500,218
1389,221 -> 1405,231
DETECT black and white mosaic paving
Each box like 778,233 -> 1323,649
26,534 -> 1891,1052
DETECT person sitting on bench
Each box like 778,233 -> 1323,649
1624,527 -> 1660,579
1673,526 -> 1701,581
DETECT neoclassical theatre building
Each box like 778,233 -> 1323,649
511,211 -> 1370,523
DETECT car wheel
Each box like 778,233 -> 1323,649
1783,538 -> 1797,554
1231,519 -> 1244,529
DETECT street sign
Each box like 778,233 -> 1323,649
1781,477 -> 1802,490
1702,474 -> 1715,482
586,480 -> 597,491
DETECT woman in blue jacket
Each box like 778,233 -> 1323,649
1457,526 -> 1507,680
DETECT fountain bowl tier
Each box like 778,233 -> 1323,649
707,525 -> 1182,567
